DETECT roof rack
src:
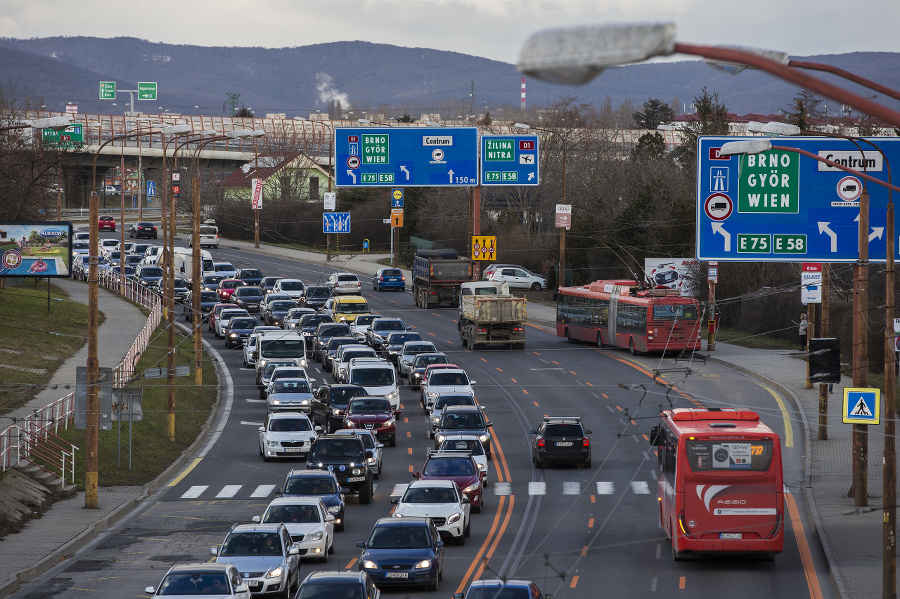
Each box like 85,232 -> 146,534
542,416 -> 582,422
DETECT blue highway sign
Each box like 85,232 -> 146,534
842,387 -> 880,425
323,212 -> 351,233
480,134 -> 539,186
697,136 -> 900,262
335,127 -> 478,187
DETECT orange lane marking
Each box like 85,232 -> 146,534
601,393 -> 608,398
404,417 -> 409,423
580,546 -> 588,557
585,382 -> 593,386
569,370 -> 577,375
432,313 -> 441,317
642,434 -> 649,441
511,378 -> 517,383
400,404 -> 405,410
345,557 -> 358,569
588,518 -> 595,528
428,332 -> 436,336
679,577 -> 686,590
522,389 -> 529,395
552,361 -> 560,365
406,432 -> 412,438
456,495 -> 508,594
590,495 -> 596,504
786,493 -> 824,599
630,419 -> 636,425
481,358 -> 488,363
474,495 -> 516,581
407,447 -> 413,455
532,401 -> 539,407
496,368 -> 503,372
532,351 -> 541,355
408,465 -> 414,473
569,576 -> 579,588
616,406 -> 624,412
526,322 -> 555,333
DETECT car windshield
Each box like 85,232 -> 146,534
424,458 -> 475,477
260,338 -> 304,357
330,387 -> 367,404
367,525 -> 430,549
272,369 -> 306,380
264,362 -> 295,377
319,324 -> 351,337
204,275 -> 224,284
268,417 -> 311,432
263,504 -> 320,524
355,315 -> 379,326
463,586 -> 534,599
280,281 -> 304,290
381,269 -> 402,277
307,287 -> 330,297
441,439 -> 484,455
158,572 -> 230,596
287,309 -> 310,318
441,412 -> 484,429
296,582 -> 364,599
240,269 -> 263,278
310,440 -> 364,460
415,355 -> 449,367
173,279 -> 189,289
350,368 -> 394,386
272,380 -> 311,393
404,344 -> 434,355
215,264 -> 235,272
140,268 -> 163,279
402,486 -> 457,504
200,292 -> 218,302
435,395 -> 475,410
301,315 -> 331,327
387,333 -> 420,345
230,318 -> 258,329
545,424 -> 584,437
431,372 -> 469,386
337,302 -> 369,313
343,350 -> 374,362
284,476 -> 337,495
347,399 -> 392,414
220,280 -> 240,289
375,320 -> 405,332
270,301 -> 298,311
220,532 -> 281,556
235,288 -> 262,297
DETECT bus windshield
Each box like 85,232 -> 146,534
260,338 -> 304,357
653,305 -> 698,321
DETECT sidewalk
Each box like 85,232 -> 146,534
0,242 -> 882,598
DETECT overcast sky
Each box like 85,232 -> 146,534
1,0 -> 898,64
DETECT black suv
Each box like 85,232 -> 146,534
302,285 -> 331,310
433,405 -> 493,458
309,384 -> 369,433
529,416 -> 592,468
306,433 -> 374,503
314,322 -> 353,361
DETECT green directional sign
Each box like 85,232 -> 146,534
42,124 -> 84,149
99,81 -> 116,100
737,150 -> 800,214
362,134 -> 389,165
484,139 -> 514,161
138,82 -> 158,101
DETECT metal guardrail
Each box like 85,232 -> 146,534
0,272 -> 162,478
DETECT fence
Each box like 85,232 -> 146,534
0,272 -> 162,479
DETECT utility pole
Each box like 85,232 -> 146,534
850,189 -> 869,506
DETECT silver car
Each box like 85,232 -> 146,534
266,378 -> 314,413
210,523 -> 300,597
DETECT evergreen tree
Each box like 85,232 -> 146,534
632,98 -> 675,130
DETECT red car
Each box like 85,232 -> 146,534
98,215 -> 116,231
208,303 -> 234,333
343,396 -> 398,446
216,278 -> 244,302
415,450 -> 484,512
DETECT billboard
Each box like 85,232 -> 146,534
644,258 -> 699,296
0,221 -> 73,278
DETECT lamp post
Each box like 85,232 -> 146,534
516,23 -> 900,129
720,138 -> 897,598
515,122 -> 567,285
188,129 -> 264,387
87,126 -> 160,509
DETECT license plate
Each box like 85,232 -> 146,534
720,533 -> 743,539
385,572 -> 408,579
285,447 -> 303,452
556,441 -> 573,447
348,476 -> 366,482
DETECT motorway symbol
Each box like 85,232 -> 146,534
843,387 -> 880,424
704,193 -> 733,221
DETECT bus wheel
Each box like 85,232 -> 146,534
629,338 -> 638,356
672,540 -> 684,561
596,332 -> 604,348
565,327 -> 575,343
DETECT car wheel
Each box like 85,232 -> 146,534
530,282 -> 541,291
389,434 -> 396,448
427,577 -> 439,592
456,532 -> 465,546
358,480 -> 373,504
464,519 -> 471,537
259,388 -> 266,400
472,502 -> 481,514
584,457 -> 592,468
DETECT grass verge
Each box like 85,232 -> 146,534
714,327 -> 799,351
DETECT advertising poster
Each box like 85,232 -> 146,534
0,221 -> 73,278
644,258 -> 698,296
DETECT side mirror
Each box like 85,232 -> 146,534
235,584 -> 250,594
258,427 -> 265,433
435,540 -> 444,547
251,515 -> 261,523
390,497 -> 400,504
486,422 -> 493,427
314,425 -> 323,432
209,547 -> 219,556
649,425 -> 661,446
528,429 -> 537,435
454,594 -> 464,599
470,381 -> 476,385
325,514 -> 335,522
356,541 -> 366,548
413,471 -> 421,479
288,546 -> 300,555
584,429 -> 592,435
462,495 -> 470,503
144,587 -> 157,594
394,410 -> 402,417
376,443 -> 384,449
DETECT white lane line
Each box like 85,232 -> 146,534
591,393 -> 599,399
391,483 -> 410,497
528,482 -> 546,496
181,485 -> 208,499
596,482 -> 614,495
651,576 -> 658,592
650,469 -> 657,480
216,485 -> 242,498
655,544 -> 662,559
562,482 -> 580,495
493,482 -> 512,496
631,481 -> 650,495
246,398 -> 265,403
250,484 -> 276,498
241,421 -> 264,426
606,406 -> 615,413
632,434 -> 640,442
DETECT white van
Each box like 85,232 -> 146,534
172,247 -> 215,280
347,358 -> 399,409
255,330 -> 308,379
192,224 -> 219,249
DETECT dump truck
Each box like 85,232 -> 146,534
458,281 -> 527,349
412,249 -> 473,308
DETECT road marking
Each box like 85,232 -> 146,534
532,401 -> 539,406
408,447 -> 413,455
679,577 -> 685,590
569,370 -> 577,375
245,398 -> 265,403
345,557 -> 358,569
455,495 -> 509,595
786,492 -> 824,599
569,576 -> 579,588
216,485 -> 241,498
403,417 -> 408,423
480,357 -> 488,363
250,485 -> 275,498
616,405 -> 623,412
631,481 -> 650,495
473,495 -> 516,581
180,485 -> 208,499
511,378 -> 517,383
597,482 -> 614,495
523,389 -> 529,395
407,432 -> 411,438
496,367 -> 503,372
552,360 -> 560,365
493,482 -> 512,495
563,482 -> 580,495
760,383 -> 794,448
588,518 -> 595,528
655,544 -> 662,559
408,465 -> 414,473
528,482 -> 546,495
428,332 -> 436,336
602,393 -> 608,398
581,546 -> 588,556
590,495 -> 596,503
169,458 -> 203,487
241,421 -> 263,427
585,382 -> 593,386
651,576 -> 658,591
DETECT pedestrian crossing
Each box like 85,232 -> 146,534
172,480 -> 656,500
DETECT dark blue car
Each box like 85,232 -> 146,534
279,470 -> 346,531
373,267 -> 405,292
357,517 -> 444,591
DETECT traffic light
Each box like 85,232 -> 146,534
808,338 -> 841,384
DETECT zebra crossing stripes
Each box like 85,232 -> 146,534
631,481 -> 651,495
181,485 -> 208,499
562,482 -> 580,495
250,484 -> 276,498
216,485 -> 242,498
596,482 -> 614,495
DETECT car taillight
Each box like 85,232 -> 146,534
582,437 -> 590,447
537,438 -> 545,447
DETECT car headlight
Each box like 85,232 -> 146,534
479,433 -> 491,443
270,399 -> 281,405
332,408 -> 344,416
266,440 -> 279,447
367,457 -> 376,464
386,390 -> 399,402
477,462 -> 486,470
463,483 -> 480,493
431,416 -> 440,424
266,566 -> 284,579
361,560 -> 378,570
435,433 -> 446,444
299,358 -> 308,367
447,512 -> 461,524
306,531 -> 324,541
413,559 -> 432,569
326,505 -> 342,514
385,417 -> 395,426
228,332 -> 238,338
300,399 -> 310,405
351,468 -> 362,475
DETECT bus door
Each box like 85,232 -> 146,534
680,438 -> 783,543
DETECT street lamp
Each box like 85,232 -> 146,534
516,23 -> 900,128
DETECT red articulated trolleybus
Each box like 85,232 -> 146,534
650,408 -> 784,560
555,280 -> 703,354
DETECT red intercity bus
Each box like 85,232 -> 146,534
555,280 -> 703,354
650,408 -> 784,560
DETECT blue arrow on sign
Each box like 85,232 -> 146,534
323,212 -> 351,233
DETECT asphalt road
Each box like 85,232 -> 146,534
9,237 -> 832,599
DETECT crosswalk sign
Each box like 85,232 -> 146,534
842,387 -> 880,424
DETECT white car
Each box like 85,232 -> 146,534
99,238 -> 119,258
398,341 -> 438,377
252,496 -> 334,562
273,278 -> 306,301
142,245 -> 164,265
350,313 -> 382,343
438,434 -> 489,484
145,562 -> 250,598
258,412 -> 318,460
215,308 -> 250,338
214,261 -> 238,279
421,367 -> 475,411
326,272 -> 362,295
488,266 -> 548,290
391,479 -> 470,544
347,358 -> 400,409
